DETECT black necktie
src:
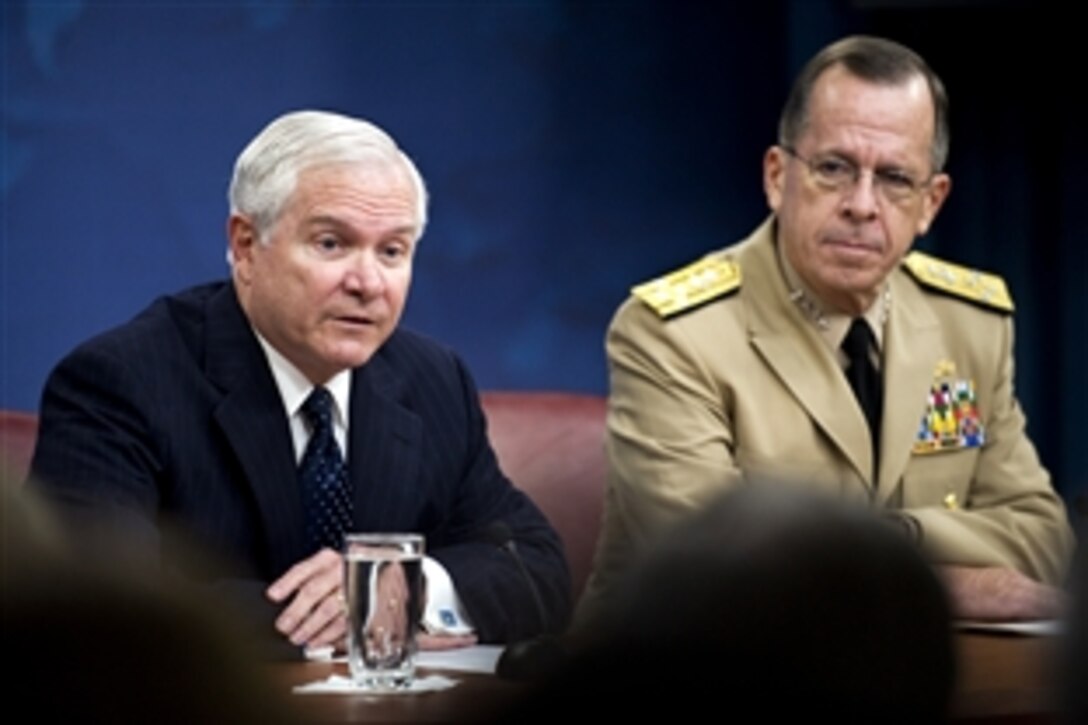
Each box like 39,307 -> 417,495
842,318 -> 882,475
299,387 -> 353,551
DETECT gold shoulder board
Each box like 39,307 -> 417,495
903,251 -> 1014,313
631,255 -> 741,318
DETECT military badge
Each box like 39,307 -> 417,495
913,360 -> 985,454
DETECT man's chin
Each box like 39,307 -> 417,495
310,330 -> 393,375
826,261 -> 888,288
811,273 -> 886,312
329,340 -> 385,370
328,351 -> 377,373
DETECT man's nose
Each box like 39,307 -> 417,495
344,252 -> 385,295
840,170 -> 880,220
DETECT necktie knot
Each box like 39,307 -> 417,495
301,386 -> 335,432
842,318 -> 875,362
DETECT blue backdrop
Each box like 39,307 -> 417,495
3,1 -> 1085,511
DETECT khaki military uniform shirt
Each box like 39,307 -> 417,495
578,217 -> 1073,622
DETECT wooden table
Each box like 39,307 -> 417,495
952,631 -> 1062,723
270,632 -> 1064,723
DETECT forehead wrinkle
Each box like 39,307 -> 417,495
303,213 -> 414,232
803,75 -> 934,171
292,179 -> 419,235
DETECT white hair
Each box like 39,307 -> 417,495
228,110 -> 428,242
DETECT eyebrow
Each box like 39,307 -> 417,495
817,146 -> 918,168
302,215 -> 419,239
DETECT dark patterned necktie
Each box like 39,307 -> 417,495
842,318 -> 883,477
299,387 -> 353,551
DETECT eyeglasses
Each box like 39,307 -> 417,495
781,146 -> 934,204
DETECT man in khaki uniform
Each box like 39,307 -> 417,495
579,36 -> 1073,625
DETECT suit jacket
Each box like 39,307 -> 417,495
29,281 -> 570,644
579,217 -> 1073,620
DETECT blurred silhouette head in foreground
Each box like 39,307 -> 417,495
501,484 -> 955,722
2,469 -> 299,724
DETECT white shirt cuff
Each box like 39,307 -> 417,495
421,556 -> 475,636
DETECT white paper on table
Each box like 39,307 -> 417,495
300,644 -> 502,673
293,674 -> 458,695
415,644 -> 503,674
954,619 -> 1064,636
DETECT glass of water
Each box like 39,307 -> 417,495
343,533 -> 425,690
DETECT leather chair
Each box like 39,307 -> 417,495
0,409 -> 39,485
479,391 -> 607,603
1,392 -> 608,601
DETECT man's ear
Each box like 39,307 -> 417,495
228,214 -> 258,284
763,146 -> 786,213
916,173 -> 951,237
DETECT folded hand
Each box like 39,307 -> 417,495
266,548 -> 347,650
938,565 -> 1067,622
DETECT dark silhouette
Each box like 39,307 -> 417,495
2,474 -> 299,723
501,484 -> 955,722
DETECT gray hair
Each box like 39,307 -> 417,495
228,110 -> 428,241
778,35 -> 950,173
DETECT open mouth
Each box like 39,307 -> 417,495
333,315 -> 376,329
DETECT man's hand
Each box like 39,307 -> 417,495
364,561 -> 477,653
938,565 -> 1067,622
266,548 -> 346,650
361,561 -> 411,660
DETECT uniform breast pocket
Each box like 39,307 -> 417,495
900,447 -> 980,510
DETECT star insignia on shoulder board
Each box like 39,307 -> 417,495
902,251 -> 1014,313
632,255 -> 741,318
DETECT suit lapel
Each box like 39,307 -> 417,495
204,284 -> 305,573
347,348 -> 422,530
875,270 -> 942,503
742,226 -> 873,483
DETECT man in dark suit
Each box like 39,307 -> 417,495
28,110 -> 570,655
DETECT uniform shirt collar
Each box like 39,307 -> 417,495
775,236 -> 890,354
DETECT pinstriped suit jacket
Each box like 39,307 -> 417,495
29,281 -> 570,643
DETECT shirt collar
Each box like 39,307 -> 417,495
253,332 -> 352,426
775,236 -> 890,352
